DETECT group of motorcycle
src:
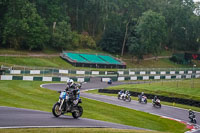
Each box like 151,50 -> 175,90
118,90 -> 131,102
118,91 -> 161,108
51,80 -> 197,124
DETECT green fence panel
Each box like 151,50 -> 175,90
171,75 -> 176,79
70,70 -> 76,74
52,77 -> 61,81
124,71 -> 129,75
160,76 -> 165,79
13,76 -> 23,80
166,71 -> 170,74
84,77 -> 90,82
53,69 -> 59,73
21,70 -> 30,74
137,76 -> 143,80
135,71 -> 140,75
33,77 -> 43,81
99,71 -> 105,75
125,77 -> 130,80
5,70 -> 10,74
181,75 -> 186,79
85,71 -> 91,75
149,76 -> 154,80
175,71 -> 179,74
70,77 -> 77,82
111,77 -> 118,81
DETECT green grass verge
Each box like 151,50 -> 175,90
86,89 -> 200,112
105,79 -> 200,101
1,49 -> 200,69
0,80 -> 187,133
126,58 -> 199,68
0,56 -> 74,69
0,128 -> 163,133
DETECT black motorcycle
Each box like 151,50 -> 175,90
138,95 -> 147,104
152,99 -> 161,108
189,114 -> 197,124
52,90 -> 83,119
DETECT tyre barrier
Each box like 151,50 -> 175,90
98,89 -> 200,107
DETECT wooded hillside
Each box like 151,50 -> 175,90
0,0 -> 200,59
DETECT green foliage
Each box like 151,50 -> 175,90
127,36 -> 144,62
136,10 -> 167,57
0,0 -> 200,54
51,21 -> 72,50
2,0 -> 49,50
79,34 -> 96,49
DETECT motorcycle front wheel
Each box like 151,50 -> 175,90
52,102 -> 62,117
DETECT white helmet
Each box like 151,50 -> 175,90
67,79 -> 74,87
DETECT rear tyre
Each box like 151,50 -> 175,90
52,102 -> 62,117
128,97 -> 131,102
193,119 -> 197,124
72,106 -> 83,119
145,99 -> 147,104
122,96 -> 125,101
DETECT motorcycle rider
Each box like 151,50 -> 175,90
139,92 -> 145,100
125,90 -> 130,95
65,79 -> 80,104
119,89 -> 125,95
188,109 -> 196,122
153,96 -> 158,103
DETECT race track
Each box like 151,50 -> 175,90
42,79 -> 200,132
0,106 -> 144,130
1,78 -> 200,132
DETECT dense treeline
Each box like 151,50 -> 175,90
0,0 -> 200,59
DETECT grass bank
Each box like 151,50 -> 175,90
105,79 -> 200,101
0,80 -> 187,132
1,49 -> 199,69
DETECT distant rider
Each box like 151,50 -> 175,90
188,109 -> 195,119
125,90 -> 130,95
139,92 -> 145,100
119,89 -> 125,95
153,96 -> 158,103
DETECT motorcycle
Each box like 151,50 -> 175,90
118,92 -> 125,100
52,90 -> 83,119
189,114 -> 197,124
152,99 -> 161,108
123,92 -> 131,102
118,92 -> 131,102
138,95 -> 147,104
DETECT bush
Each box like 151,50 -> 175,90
79,33 -> 96,49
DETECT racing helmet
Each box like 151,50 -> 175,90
141,92 -> 144,95
67,79 -> 74,87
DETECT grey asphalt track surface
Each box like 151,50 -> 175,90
0,106 -> 145,130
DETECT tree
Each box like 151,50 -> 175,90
2,0 -> 49,50
127,36 -> 144,63
99,27 -> 124,54
51,21 -> 72,50
136,10 -> 167,59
